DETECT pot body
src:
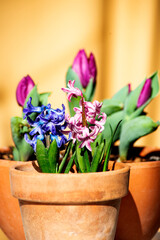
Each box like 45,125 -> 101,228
115,147 -> 160,240
0,148 -> 25,240
10,161 -> 130,240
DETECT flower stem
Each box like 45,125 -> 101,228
81,97 -> 87,127
44,109 -> 50,149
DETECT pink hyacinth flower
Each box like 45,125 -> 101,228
78,126 -> 99,151
61,80 -> 83,102
66,98 -> 107,151
16,75 -> 35,106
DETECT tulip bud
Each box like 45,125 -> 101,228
137,78 -> 151,108
128,83 -> 131,94
16,75 -> 35,106
72,49 -> 97,88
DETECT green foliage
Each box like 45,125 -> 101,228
11,85 -> 51,161
83,78 -> 95,101
119,116 -> 160,160
102,71 -> 160,161
66,66 -> 96,116
101,85 -> 129,116
36,140 -> 73,174
11,117 -> 33,161
66,67 -> 83,116
124,72 -> 159,118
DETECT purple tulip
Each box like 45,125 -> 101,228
16,75 -> 35,106
72,49 -> 97,88
137,78 -> 152,108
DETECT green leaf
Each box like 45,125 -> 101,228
58,141 -> 72,173
90,133 -> 103,157
66,67 -> 83,116
112,85 -> 129,103
39,92 -> 51,106
90,142 -> 104,172
103,121 -> 122,171
23,85 -> 39,120
11,117 -> 34,161
124,72 -> 159,117
76,142 -> 86,173
83,149 -> 91,172
119,116 -> 159,160
83,78 -> 95,101
12,147 -> 20,161
64,152 -> 76,173
36,140 -> 51,173
101,99 -> 123,116
102,110 -> 124,147
48,139 -> 59,173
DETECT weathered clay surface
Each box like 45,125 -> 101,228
0,148 -> 25,240
10,161 -> 130,240
115,148 -> 160,240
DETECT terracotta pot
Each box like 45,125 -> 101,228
0,147 -> 25,240
115,146 -> 160,240
10,161 -> 130,240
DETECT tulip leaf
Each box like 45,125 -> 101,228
66,66 -> 83,90
84,78 -> 95,101
112,85 -> 130,103
102,110 -> 124,148
39,92 -> 51,106
124,72 -> 159,117
119,116 -> 159,160
36,139 -> 52,173
101,99 -> 123,116
11,117 -> 34,161
66,67 -> 83,116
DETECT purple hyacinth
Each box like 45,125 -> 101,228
72,49 -> 97,88
16,75 -> 35,106
137,78 -> 152,108
23,97 -> 70,151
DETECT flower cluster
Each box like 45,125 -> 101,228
23,97 -> 70,151
62,80 -> 107,151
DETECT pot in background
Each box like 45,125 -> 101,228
0,147 -> 25,240
115,146 -> 160,240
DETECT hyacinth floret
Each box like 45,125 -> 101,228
62,80 -> 107,151
23,97 -> 70,151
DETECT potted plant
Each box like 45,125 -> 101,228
100,72 -> 160,240
0,75 -> 51,240
10,80 -> 130,240
64,51 -> 160,240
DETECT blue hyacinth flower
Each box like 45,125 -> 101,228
23,97 -> 70,151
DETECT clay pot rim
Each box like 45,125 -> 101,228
10,160 -> 130,177
125,160 -> 160,169
10,161 -> 130,203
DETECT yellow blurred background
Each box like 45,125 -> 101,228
0,0 -> 160,238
